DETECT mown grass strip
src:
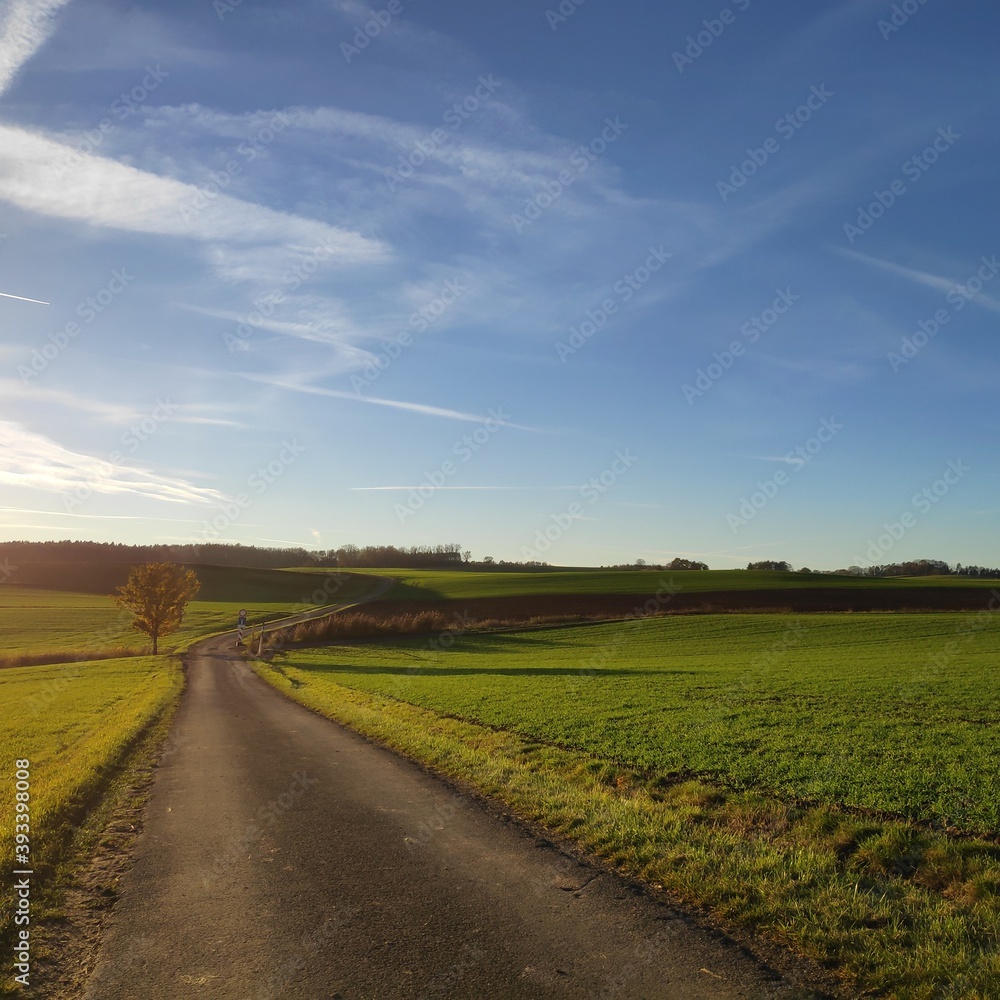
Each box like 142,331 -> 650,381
251,657 -> 1000,999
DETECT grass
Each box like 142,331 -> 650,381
0,561 -> 378,602
0,655 -> 182,863
253,611 -> 1000,997
0,569 -> 378,660
331,567 -> 1000,601
0,653 -> 184,993
0,590 -> 312,658
262,613 -> 1000,830
0,564 -> 383,992
4,563 -> 996,994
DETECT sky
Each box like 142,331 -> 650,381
0,0 -> 997,570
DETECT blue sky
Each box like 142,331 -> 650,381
0,0 -> 997,569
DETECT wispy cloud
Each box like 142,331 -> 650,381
0,0 -> 72,98
838,248 -> 1000,315
350,485 -> 580,491
0,379 -> 142,422
177,301 -> 379,363
243,371 -> 542,429
0,505 -> 207,523
0,124 -> 390,263
0,420 -> 229,505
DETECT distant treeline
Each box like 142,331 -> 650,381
605,558 -> 710,571
2,542 -> 995,578
840,559 -> 1000,578
0,540 -> 472,571
747,558 -> 1000,578
327,544 -> 465,567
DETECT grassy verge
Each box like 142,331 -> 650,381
251,614 -> 1000,998
0,654 -> 184,993
0,647 -> 143,670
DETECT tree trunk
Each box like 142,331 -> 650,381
152,633 -> 158,655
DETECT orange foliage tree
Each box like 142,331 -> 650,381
113,563 -> 200,654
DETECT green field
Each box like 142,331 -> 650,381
2,563 -> 378,602
336,566 -> 1000,600
0,656 -> 181,851
266,612 -> 1000,832
257,610 -> 1000,997
0,563 -> 383,992
0,653 -> 183,977
4,564 -> 999,995
0,568 -> 378,660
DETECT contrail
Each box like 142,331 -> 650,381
0,291 -> 50,305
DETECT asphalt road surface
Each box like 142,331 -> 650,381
82,632 -> 823,999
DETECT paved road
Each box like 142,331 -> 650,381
83,632 -> 823,999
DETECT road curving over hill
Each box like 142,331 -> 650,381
81,607 -> 832,998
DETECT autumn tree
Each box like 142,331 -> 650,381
113,563 -> 200,654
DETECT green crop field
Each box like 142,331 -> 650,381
264,612 -> 1000,831
0,591 -> 329,659
332,566 -> 1000,601
2,562 -> 375,602
257,610 -> 1000,997
0,568 -> 378,661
